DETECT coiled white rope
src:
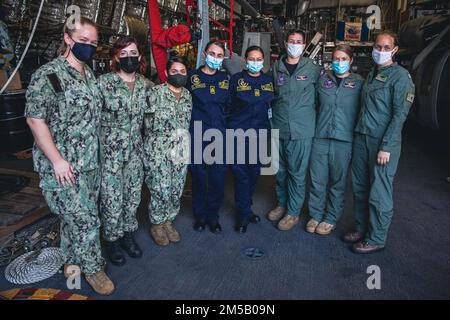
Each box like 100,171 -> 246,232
5,247 -> 66,284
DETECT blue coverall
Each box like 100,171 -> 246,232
186,67 -> 229,223
227,70 -> 275,223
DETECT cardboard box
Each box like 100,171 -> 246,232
0,69 -> 22,92
344,22 -> 362,41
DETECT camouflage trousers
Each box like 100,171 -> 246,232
40,169 -> 104,276
145,158 -> 188,225
100,152 -> 144,242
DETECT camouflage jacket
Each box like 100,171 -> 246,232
98,72 -> 152,170
25,56 -> 102,173
0,20 -> 13,52
144,83 -> 192,167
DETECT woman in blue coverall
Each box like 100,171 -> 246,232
185,41 -> 229,233
228,46 -> 275,233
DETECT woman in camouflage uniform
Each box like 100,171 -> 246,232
98,36 -> 152,266
144,57 -> 192,246
25,17 -> 114,295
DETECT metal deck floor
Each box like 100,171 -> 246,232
1,125 -> 450,300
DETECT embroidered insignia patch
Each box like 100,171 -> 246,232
296,75 -> 309,81
406,92 -> 415,103
344,81 -> 356,88
191,74 -> 206,90
375,74 -> 387,82
218,80 -> 229,89
276,73 -> 288,86
323,78 -> 335,88
261,83 -> 274,92
237,78 -> 251,92
191,74 -> 200,84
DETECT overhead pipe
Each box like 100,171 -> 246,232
297,0 -> 311,16
212,0 -> 244,19
235,0 -> 259,18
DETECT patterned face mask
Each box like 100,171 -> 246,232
246,60 -> 264,73
205,54 -> 223,70
331,60 -> 351,75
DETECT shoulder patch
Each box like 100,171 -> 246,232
406,92 -> 415,103
190,74 -> 206,90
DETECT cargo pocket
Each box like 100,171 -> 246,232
39,172 -> 78,215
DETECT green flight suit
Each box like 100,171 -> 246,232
144,83 -> 192,225
25,56 -> 104,276
271,57 -> 321,216
352,62 -> 415,245
309,71 -> 363,224
98,72 -> 152,242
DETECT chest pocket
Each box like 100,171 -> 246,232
363,80 -> 393,117
319,82 -> 337,96
59,87 -> 96,126
340,82 -> 362,98
101,96 -> 130,128
152,107 -> 174,134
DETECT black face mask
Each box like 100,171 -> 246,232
119,56 -> 140,74
167,73 -> 188,88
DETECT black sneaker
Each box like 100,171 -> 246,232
207,221 -> 222,234
193,218 -> 206,232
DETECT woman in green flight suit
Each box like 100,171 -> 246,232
306,44 -> 364,235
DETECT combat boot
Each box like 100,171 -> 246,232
315,222 -> 336,235
120,232 -> 143,258
162,221 -> 181,242
105,239 -> 126,266
267,206 -> 286,221
277,214 -> 299,231
150,224 -> 170,246
85,270 -> 115,295
305,218 -> 319,233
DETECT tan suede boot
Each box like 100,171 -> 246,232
163,221 -> 181,242
277,214 -> 299,231
150,224 -> 170,246
305,218 -> 319,233
85,270 -> 115,295
315,222 -> 336,235
267,206 -> 286,221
